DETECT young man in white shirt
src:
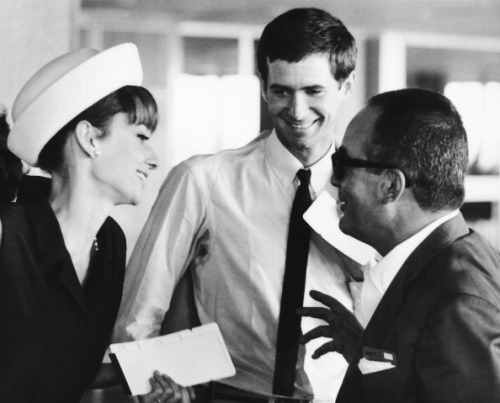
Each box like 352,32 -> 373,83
114,7 -> 362,403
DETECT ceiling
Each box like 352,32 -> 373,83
82,0 -> 500,38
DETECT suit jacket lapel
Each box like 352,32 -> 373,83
362,213 -> 470,346
338,214 -> 471,401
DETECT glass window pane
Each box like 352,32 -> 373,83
407,47 -> 500,89
78,29 -> 90,48
170,74 -> 260,164
407,47 -> 500,176
183,37 -> 238,76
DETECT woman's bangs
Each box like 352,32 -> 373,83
123,86 -> 159,132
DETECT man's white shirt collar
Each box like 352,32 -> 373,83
353,210 -> 459,328
368,209 -> 459,296
265,129 -> 334,196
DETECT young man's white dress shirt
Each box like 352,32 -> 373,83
114,130 -> 365,400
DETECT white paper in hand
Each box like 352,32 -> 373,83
109,322 -> 235,395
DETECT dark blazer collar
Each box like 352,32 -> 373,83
21,178 -> 70,265
21,177 -> 115,317
360,213 -> 470,353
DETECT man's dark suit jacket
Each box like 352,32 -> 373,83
337,213 -> 500,403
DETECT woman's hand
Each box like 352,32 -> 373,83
297,290 -> 363,363
139,371 -> 190,403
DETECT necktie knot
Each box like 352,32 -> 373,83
297,169 -> 311,186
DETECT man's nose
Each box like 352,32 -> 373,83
330,172 -> 341,188
289,94 -> 309,119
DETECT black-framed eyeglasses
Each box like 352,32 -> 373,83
331,151 -> 412,187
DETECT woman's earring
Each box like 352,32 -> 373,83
93,149 -> 102,158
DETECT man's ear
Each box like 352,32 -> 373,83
340,72 -> 356,100
74,120 -> 99,159
260,77 -> 269,103
377,168 -> 406,203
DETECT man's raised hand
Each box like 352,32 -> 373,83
297,290 -> 363,363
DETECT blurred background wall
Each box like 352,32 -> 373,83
0,0 -> 77,107
0,2 -> 499,399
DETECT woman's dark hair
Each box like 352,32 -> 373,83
38,85 -> 158,173
0,109 -> 24,202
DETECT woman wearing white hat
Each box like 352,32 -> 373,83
0,43 -> 175,403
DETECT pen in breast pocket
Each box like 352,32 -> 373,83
363,346 -> 397,365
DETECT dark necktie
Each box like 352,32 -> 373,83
273,169 -> 312,396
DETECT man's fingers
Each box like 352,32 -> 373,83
311,339 -> 344,359
300,291 -> 363,343
309,290 -> 361,325
154,371 -> 187,403
300,325 -> 331,344
309,290 -> 350,313
164,376 -> 183,402
143,376 -> 164,403
152,371 -> 173,397
297,306 -> 341,328
297,306 -> 331,321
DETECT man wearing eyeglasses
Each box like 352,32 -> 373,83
299,88 -> 500,402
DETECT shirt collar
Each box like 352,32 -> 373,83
368,210 -> 459,294
265,129 -> 334,197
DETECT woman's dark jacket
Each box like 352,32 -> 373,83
0,177 -> 126,403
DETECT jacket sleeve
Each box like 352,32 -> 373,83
416,294 -> 500,403
112,159 -> 208,341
